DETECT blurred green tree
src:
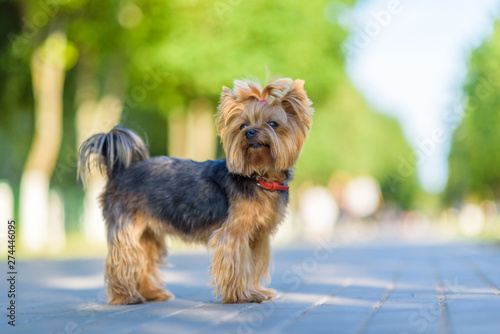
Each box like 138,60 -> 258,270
446,20 -> 500,203
0,0 -> 421,252
295,85 -> 418,208
3,0 -> 80,252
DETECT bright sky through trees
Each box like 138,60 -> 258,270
344,0 -> 500,192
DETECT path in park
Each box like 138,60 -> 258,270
1,240 -> 499,334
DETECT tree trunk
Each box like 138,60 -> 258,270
0,182 -> 14,223
20,32 -> 66,253
168,99 -> 216,161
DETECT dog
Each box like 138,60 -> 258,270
78,77 -> 313,304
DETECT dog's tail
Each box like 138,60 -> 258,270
78,125 -> 149,186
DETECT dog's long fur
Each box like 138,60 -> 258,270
78,77 -> 313,304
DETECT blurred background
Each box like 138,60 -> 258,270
1,0 -> 500,257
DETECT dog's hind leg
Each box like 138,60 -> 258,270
104,214 -> 146,305
104,213 -> 173,305
138,225 -> 174,302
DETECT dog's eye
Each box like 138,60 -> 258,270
240,124 -> 248,130
267,121 -> 278,129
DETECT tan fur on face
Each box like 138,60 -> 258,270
216,78 -> 314,177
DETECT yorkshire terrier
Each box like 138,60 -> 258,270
78,77 -> 313,304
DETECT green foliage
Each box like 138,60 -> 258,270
128,0 -> 353,112
0,0 -> 418,210
295,85 -> 418,208
0,1 -> 35,193
446,20 -> 500,203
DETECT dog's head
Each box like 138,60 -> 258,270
216,77 -> 314,176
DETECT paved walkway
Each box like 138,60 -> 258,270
1,240 -> 499,334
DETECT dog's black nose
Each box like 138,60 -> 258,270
245,129 -> 256,139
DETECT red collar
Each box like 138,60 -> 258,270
257,178 -> 289,191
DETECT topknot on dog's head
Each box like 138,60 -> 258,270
233,77 -> 292,103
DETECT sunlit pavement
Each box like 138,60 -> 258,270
1,240 -> 499,334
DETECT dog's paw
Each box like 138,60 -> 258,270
220,289 -> 267,304
108,294 -> 145,305
144,289 -> 175,302
255,287 -> 276,300
154,289 -> 175,302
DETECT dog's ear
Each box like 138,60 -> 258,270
216,86 -> 242,136
280,79 -> 314,130
220,86 -> 237,107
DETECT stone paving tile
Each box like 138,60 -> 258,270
1,240 -> 499,334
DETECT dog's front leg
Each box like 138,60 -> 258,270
209,222 -> 267,303
250,229 -> 276,300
